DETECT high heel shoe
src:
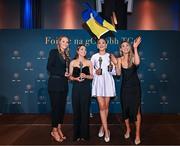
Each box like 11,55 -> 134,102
124,132 -> 130,139
58,129 -> 66,140
135,139 -> 141,145
51,132 -> 63,142
98,127 -> 104,138
104,130 -> 110,142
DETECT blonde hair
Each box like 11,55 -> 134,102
57,36 -> 70,60
120,40 -> 134,68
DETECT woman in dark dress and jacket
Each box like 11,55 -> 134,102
47,36 -> 70,142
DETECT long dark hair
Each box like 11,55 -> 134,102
120,40 -> 134,68
74,44 -> 87,59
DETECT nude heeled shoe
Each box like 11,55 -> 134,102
51,131 -> 63,142
58,128 -> 66,140
124,132 -> 130,139
135,139 -> 141,145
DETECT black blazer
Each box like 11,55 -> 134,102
47,49 -> 68,92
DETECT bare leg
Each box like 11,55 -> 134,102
105,97 -> 110,119
99,97 -> 110,133
135,109 -> 141,141
97,97 -> 109,138
104,97 -> 110,137
125,119 -> 131,134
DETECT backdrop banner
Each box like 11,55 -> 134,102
0,30 -> 179,113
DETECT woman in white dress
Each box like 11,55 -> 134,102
91,38 -> 116,142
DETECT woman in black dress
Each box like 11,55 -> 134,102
47,36 -> 70,142
112,36 -> 142,145
69,44 -> 93,141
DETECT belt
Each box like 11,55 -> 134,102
50,75 -> 62,78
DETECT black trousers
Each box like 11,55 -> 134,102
72,81 -> 90,140
48,90 -> 67,127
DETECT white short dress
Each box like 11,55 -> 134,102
91,53 -> 116,97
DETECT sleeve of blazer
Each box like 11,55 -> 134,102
47,49 -> 65,76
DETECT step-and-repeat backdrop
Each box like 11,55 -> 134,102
0,30 -> 179,113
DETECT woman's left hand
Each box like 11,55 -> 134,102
80,73 -> 86,79
133,36 -> 142,49
65,72 -> 70,77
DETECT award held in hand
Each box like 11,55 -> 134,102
65,58 -> 70,73
98,57 -> 103,75
79,61 -> 84,81
108,54 -> 113,72
65,47 -> 70,73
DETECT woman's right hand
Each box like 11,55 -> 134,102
71,76 -> 84,82
95,68 -> 102,75
110,54 -> 118,65
77,77 -> 85,82
133,36 -> 141,49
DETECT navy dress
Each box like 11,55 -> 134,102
72,66 -> 91,140
120,64 -> 141,122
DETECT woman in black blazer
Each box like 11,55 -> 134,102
47,36 -> 70,142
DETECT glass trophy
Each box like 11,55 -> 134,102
79,61 -> 83,81
98,57 -> 102,75
108,54 -> 113,72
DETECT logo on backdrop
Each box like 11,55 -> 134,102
138,73 -> 144,82
111,101 -> 120,105
113,95 -> 120,102
160,73 -> 168,83
12,95 -> 21,104
24,62 -> 34,71
160,51 -> 168,61
88,51 -> 95,59
139,51 -> 145,60
147,62 -> 156,72
141,97 -> 144,105
147,84 -> 157,94
160,95 -> 168,105
113,51 -> 120,57
36,50 -> 47,60
25,84 -> 34,93
37,96 -> 47,105
66,96 -> 72,105
36,73 -> 46,82
11,50 -> 21,60
12,73 -> 21,82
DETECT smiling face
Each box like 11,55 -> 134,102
77,45 -> 87,57
97,38 -> 107,52
120,41 -> 131,55
58,36 -> 69,52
